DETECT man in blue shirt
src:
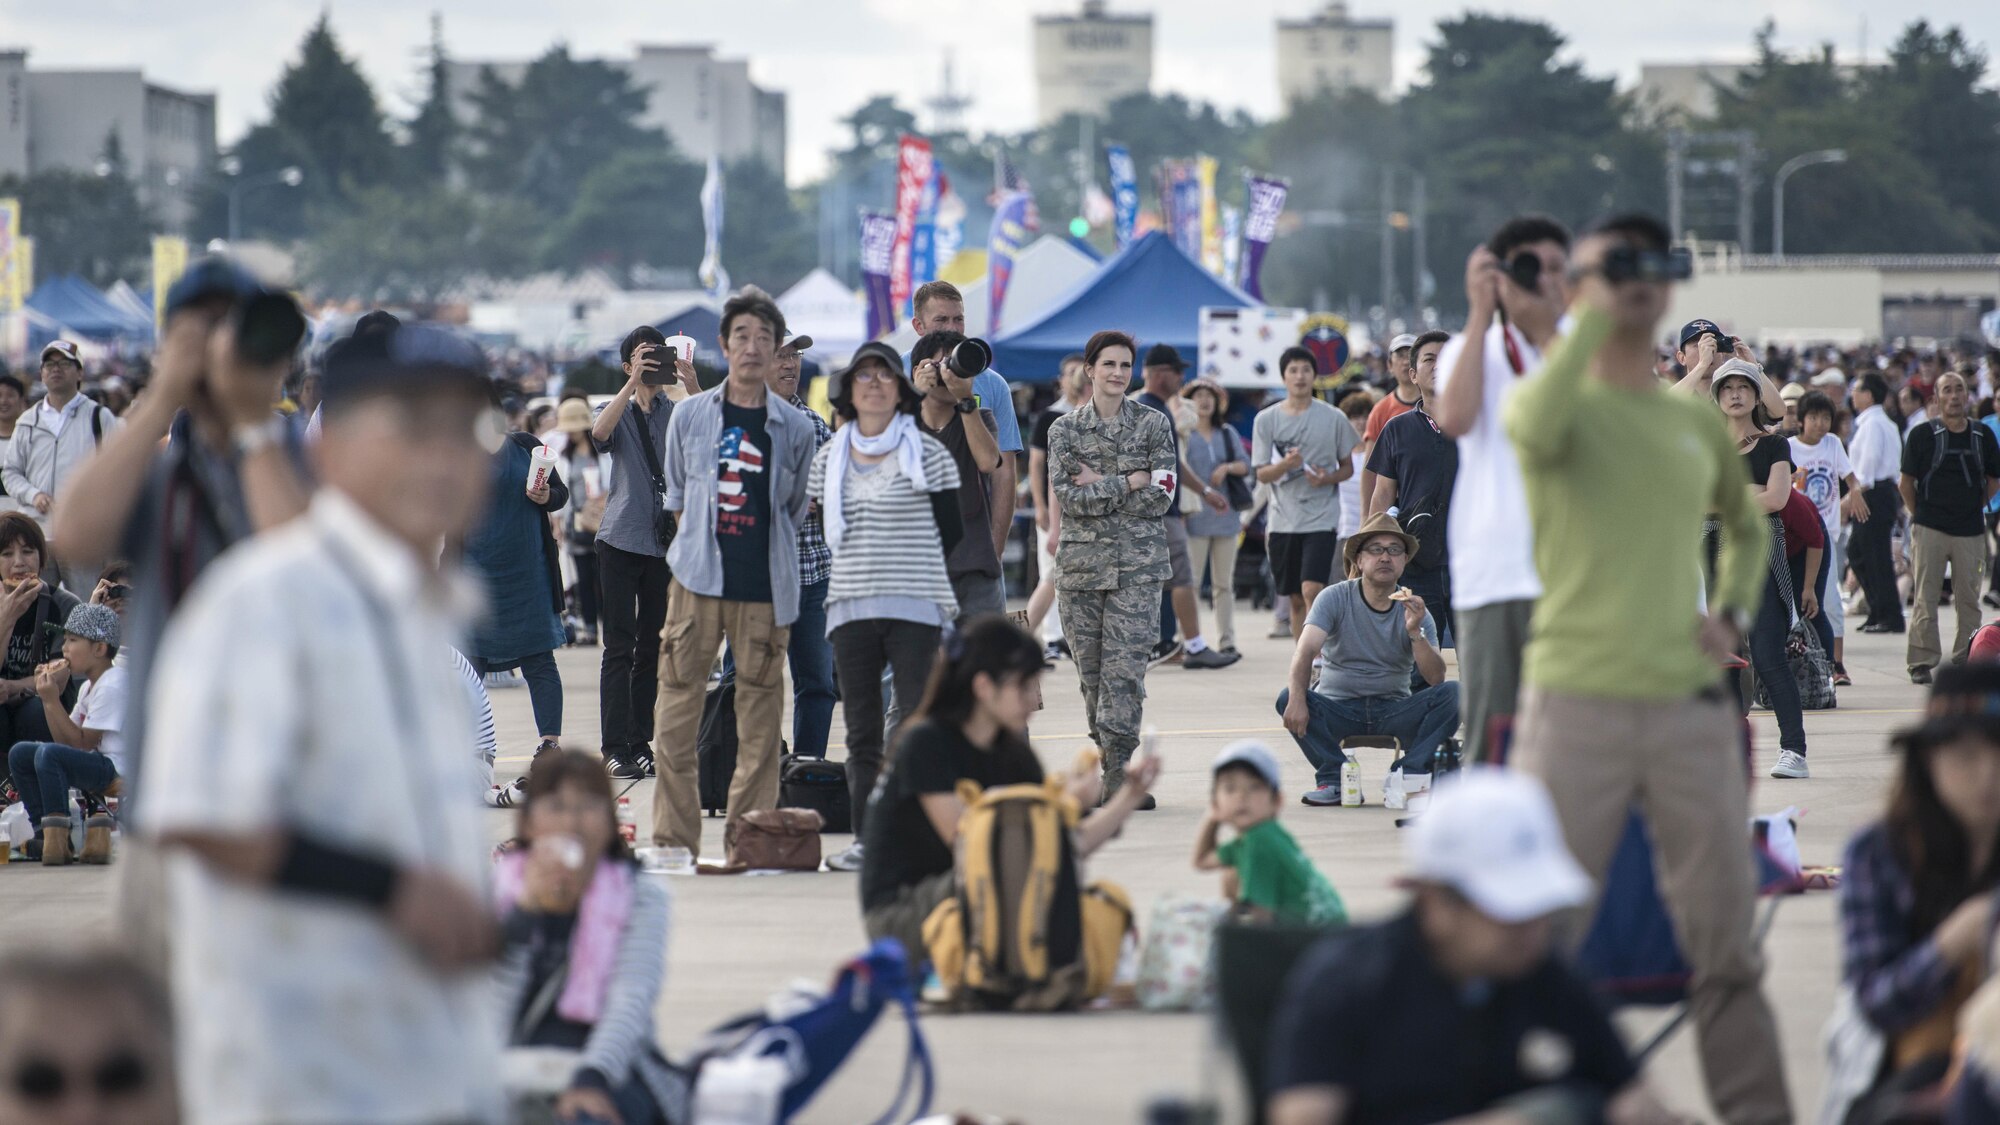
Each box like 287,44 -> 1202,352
909,282 -> 1019,580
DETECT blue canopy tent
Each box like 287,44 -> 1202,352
24,274 -> 153,342
988,231 -> 1256,383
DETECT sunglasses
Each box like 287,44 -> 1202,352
12,1051 -> 151,1102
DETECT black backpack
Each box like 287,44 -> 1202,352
779,754 -> 852,834
696,673 -> 739,816
1918,419 -> 1989,498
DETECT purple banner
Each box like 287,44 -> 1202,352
859,210 -> 898,340
987,191 -> 1035,335
1240,173 -> 1289,301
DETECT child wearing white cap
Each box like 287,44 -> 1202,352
1192,740 -> 1346,926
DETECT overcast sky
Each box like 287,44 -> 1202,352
5,0 -> 1996,183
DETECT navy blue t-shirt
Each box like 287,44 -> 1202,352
717,401 -> 773,603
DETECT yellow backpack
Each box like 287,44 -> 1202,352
921,774 -> 1133,1011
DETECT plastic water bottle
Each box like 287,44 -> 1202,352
616,796 -> 637,846
1340,760 -> 1362,807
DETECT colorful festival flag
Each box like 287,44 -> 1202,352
890,135 -> 935,318
1240,173 -> 1291,301
987,191 -> 1035,335
860,210 -> 899,341
1105,144 -> 1139,248
1198,155 -> 1222,277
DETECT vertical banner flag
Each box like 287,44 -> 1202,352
1105,144 -> 1139,248
986,191 -> 1034,336
0,198 -> 19,315
698,155 -> 729,298
1220,205 -> 1243,287
890,134 -> 935,318
1240,173 -> 1290,301
1197,155 -> 1223,276
151,235 -> 188,333
1167,162 -> 1202,261
859,211 -> 899,341
932,171 -> 965,267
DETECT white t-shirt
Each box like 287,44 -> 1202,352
1789,434 -> 1854,535
1432,321 -> 1548,610
1338,447 -> 1366,539
71,665 -> 127,776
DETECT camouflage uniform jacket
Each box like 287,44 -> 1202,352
1048,397 -> 1177,590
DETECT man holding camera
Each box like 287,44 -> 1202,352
913,330 -> 1006,619
1673,318 -> 1786,417
590,326 -> 697,780
909,282 -> 1019,565
1504,214 -> 1792,1125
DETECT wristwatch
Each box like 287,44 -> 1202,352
954,396 -> 979,415
234,417 -> 286,458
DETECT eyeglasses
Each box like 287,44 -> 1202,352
1360,543 -> 1407,558
849,368 -> 899,385
12,1052 -> 152,1102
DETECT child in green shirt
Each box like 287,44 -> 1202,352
1194,740 -> 1348,925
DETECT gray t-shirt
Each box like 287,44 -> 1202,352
1253,399 -> 1359,534
593,393 -> 674,558
1306,579 -> 1437,700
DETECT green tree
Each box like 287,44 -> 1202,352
224,16 -> 398,240
1,166 -> 155,287
463,46 -> 667,218
538,149 -> 704,281
401,13 -> 457,186
1859,22 -> 2000,246
719,158 -> 815,294
299,185 -> 537,303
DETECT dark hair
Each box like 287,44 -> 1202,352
1887,664 -> 2000,938
895,615 -> 1045,767
0,511 -> 46,569
1278,345 -> 1318,375
353,310 -> 401,338
1855,372 -> 1890,406
1413,330 -> 1451,355
515,749 -> 632,862
1486,214 -> 1572,259
1798,390 -> 1836,423
912,281 -> 964,316
98,559 -> 133,587
1336,389 -> 1375,420
1212,760 -> 1279,795
912,329 -> 966,366
0,375 -> 24,399
1582,212 -> 1672,253
1084,331 -> 1137,368
620,325 -> 666,367
0,947 -> 172,1035
720,286 -> 784,344
829,357 -> 921,422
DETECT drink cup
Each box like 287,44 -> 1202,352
527,445 -> 558,494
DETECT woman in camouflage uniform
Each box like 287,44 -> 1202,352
1047,331 -> 1178,802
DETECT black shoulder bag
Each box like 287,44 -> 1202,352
626,405 -> 678,552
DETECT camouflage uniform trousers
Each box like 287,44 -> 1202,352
1057,579 -> 1157,791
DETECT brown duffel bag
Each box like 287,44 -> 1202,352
722,808 -> 824,871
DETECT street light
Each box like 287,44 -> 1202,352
1772,149 -> 1847,260
224,164 -> 305,243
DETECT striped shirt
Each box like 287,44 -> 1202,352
807,434 -> 961,627
452,647 -> 498,771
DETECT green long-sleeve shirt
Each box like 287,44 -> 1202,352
1503,307 -> 1765,701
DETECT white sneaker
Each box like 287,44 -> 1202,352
1771,750 -> 1810,780
826,842 -> 865,872
1382,769 -> 1407,811
483,670 -> 524,690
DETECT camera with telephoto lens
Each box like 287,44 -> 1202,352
231,290 -> 309,367
1505,252 -> 1545,293
1600,245 -> 1694,285
944,337 -> 992,379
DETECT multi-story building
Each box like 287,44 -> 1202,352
1276,2 -> 1394,105
0,51 -> 215,230
1033,0 -> 1154,124
448,44 -> 786,178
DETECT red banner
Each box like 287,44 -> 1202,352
889,134 -> 934,318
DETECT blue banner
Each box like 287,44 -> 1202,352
1106,143 -> 1138,249
910,168 -> 940,304
987,191 -> 1034,335
1171,163 -> 1202,261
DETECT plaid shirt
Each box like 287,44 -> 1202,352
793,395 -> 834,586
1840,822 -> 1964,1034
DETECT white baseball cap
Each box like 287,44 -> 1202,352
1211,739 -> 1282,791
1404,768 -> 1592,923
1811,368 -> 1847,388
1388,333 -> 1418,353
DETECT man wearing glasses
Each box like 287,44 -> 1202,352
1274,512 -> 1460,808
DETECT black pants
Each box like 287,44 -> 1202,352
597,542 -> 669,757
1851,480 -> 1904,630
568,546 -> 600,632
831,618 -> 941,836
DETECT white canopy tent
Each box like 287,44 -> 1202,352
777,268 -> 869,362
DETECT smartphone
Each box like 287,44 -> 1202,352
640,342 -> 670,387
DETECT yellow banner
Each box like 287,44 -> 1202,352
1198,156 -> 1222,277
152,236 -> 188,333
0,199 -> 20,315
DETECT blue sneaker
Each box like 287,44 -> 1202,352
1301,784 -> 1345,807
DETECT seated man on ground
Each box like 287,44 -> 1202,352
1275,513 -> 1459,810
1194,740 -> 1347,925
5,603 -> 125,864
1267,769 -> 1675,1125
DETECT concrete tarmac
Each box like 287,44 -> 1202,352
0,601 -> 1946,1122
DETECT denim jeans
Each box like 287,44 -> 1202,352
1787,553 -> 1836,666
789,579 -> 838,759
474,650 -> 563,739
7,741 -> 116,829
1273,683 -> 1461,787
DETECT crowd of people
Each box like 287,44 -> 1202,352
0,206 -> 1995,1124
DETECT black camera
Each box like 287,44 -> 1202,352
944,338 -> 992,379
232,291 -> 309,367
1504,252 -> 1544,293
1600,245 -> 1694,285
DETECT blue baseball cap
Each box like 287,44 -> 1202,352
164,256 -> 263,318
321,323 -> 491,409
1678,319 -> 1723,347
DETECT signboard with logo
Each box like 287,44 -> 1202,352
1197,305 -> 1308,391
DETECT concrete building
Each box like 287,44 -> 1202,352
1033,0 -> 1154,124
449,44 -> 785,178
0,52 -> 214,230
1666,249 -> 2000,348
1277,2 -> 1394,106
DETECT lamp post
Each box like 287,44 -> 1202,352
1772,149 -> 1847,260
223,162 -> 304,243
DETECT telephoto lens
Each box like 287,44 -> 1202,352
945,337 -> 993,379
